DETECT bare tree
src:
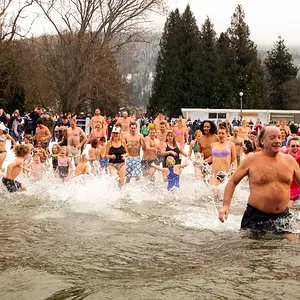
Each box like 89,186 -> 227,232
30,0 -> 165,113
0,0 -> 34,42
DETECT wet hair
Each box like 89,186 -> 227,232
287,137 -> 300,147
79,154 -> 88,163
36,119 -> 44,125
166,156 -> 175,167
200,120 -> 217,135
99,137 -> 106,143
91,139 -> 98,147
130,122 -> 137,127
14,144 -> 30,157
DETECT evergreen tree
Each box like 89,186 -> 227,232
199,17 -> 218,108
147,9 -> 182,117
216,32 -> 237,108
179,5 -> 202,111
227,5 -> 267,109
148,5 -> 202,117
265,36 -> 298,109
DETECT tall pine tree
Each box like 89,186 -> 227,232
216,32 -> 237,108
199,17 -> 218,108
147,9 -> 182,117
265,36 -> 298,109
148,5 -> 201,117
179,5 -> 202,111
227,5 -> 267,109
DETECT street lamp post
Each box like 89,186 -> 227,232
239,92 -> 243,121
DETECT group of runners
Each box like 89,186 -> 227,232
0,108 -> 300,236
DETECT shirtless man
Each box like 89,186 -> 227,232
154,112 -> 168,133
141,127 -> 160,180
33,119 -> 52,148
279,119 -> 291,136
156,122 -> 168,143
88,108 -> 106,129
116,111 -> 132,136
124,122 -> 144,183
67,119 -> 87,166
219,126 -> 300,235
198,120 -> 219,161
228,126 -> 246,166
2,144 -> 30,192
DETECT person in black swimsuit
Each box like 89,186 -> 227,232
105,126 -> 129,187
161,131 -> 188,167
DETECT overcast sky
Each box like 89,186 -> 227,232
21,0 -> 300,47
155,0 -> 300,47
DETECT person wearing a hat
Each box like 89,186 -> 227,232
0,123 -> 16,172
105,126 -> 128,187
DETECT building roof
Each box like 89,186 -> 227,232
181,108 -> 300,114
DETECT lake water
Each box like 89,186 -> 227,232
1,146 -> 300,300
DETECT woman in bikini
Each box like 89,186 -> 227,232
173,119 -> 189,151
238,120 -> 251,141
85,122 -> 107,146
210,123 -> 237,184
0,123 -> 16,172
105,126 -> 128,187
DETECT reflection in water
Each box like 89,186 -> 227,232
1,151 -> 300,299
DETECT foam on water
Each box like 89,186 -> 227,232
2,142 -> 300,233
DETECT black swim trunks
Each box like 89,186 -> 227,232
141,159 -> 160,177
241,204 -> 292,234
2,178 -> 22,193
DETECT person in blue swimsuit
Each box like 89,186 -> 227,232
151,156 -> 188,191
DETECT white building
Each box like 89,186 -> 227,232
181,108 -> 300,124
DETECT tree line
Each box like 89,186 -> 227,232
147,4 -> 299,117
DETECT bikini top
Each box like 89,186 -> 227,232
174,130 -> 185,136
90,130 -> 105,140
212,145 -> 231,158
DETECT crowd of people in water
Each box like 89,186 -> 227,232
1,106 -> 300,235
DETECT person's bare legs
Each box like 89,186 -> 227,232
0,152 -> 7,171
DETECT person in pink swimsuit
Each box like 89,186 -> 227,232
286,137 -> 300,206
85,122 -> 106,146
173,120 -> 188,150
